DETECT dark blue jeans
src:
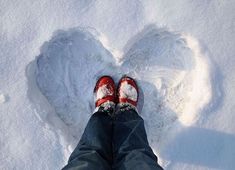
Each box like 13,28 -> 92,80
62,108 -> 163,170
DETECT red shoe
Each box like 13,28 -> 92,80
117,76 -> 139,108
94,76 -> 116,112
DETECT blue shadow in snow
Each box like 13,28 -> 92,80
162,126 -> 235,169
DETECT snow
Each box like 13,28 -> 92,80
0,0 -> 235,169
119,81 -> 138,101
0,94 -> 6,103
93,101 -> 116,114
96,84 -> 114,101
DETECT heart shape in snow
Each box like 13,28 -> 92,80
34,26 -> 212,148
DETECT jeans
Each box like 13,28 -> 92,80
62,108 -> 163,170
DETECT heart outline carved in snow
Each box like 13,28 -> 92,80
32,25 -> 212,148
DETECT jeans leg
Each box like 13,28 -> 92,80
112,108 -> 163,170
62,111 -> 113,170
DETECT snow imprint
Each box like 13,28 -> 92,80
31,26 -> 212,156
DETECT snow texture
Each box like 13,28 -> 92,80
0,94 -> 6,104
1,0 -> 235,170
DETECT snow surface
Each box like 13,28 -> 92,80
0,0 -> 235,170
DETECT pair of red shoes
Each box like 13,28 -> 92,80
94,75 -> 139,112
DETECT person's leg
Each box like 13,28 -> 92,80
62,111 -> 113,170
63,76 -> 116,170
113,76 -> 163,170
112,106 -> 163,170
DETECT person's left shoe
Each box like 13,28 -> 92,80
94,75 -> 116,114
116,75 -> 139,112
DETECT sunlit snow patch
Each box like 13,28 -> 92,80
0,94 -> 6,104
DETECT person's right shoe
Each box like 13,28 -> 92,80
94,75 -> 116,114
117,76 -> 139,111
